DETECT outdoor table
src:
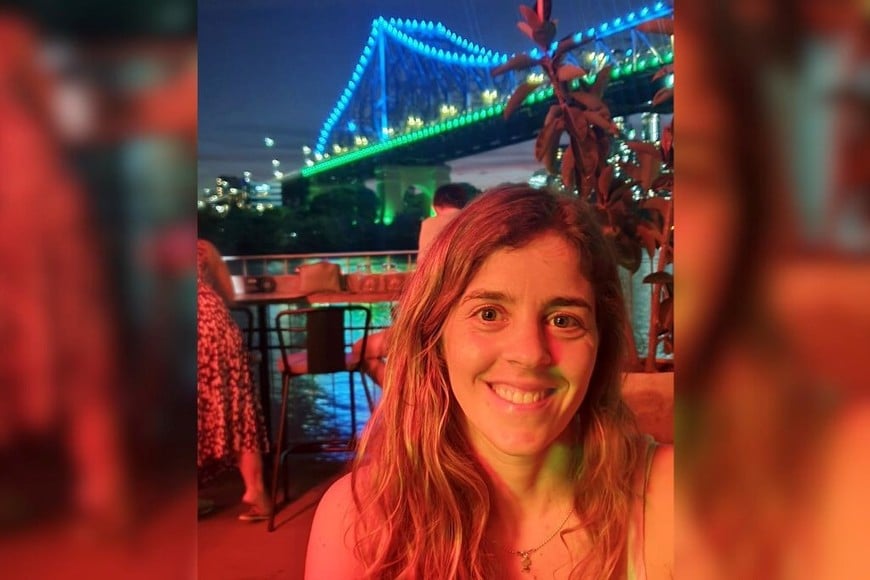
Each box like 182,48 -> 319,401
233,289 -> 402,442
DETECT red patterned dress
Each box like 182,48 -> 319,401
196,242 -> 268,479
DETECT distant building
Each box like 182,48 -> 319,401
198,174 -> 282,212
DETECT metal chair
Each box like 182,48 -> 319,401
267,305 -> 372,531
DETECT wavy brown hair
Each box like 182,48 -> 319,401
352,185 -> 641,579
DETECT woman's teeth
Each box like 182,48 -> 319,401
491,385 -> 550,405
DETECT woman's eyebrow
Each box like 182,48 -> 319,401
460,289 -> 510,304
549,296 -> 593,310
460,291 -> 593,310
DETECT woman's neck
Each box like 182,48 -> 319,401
475,438 -> 578,524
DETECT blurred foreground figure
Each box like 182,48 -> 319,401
1,3 -> 197,577
0,11 -> 127,533
676,0 -> 869,577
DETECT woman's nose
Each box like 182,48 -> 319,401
502,319 -> 552,369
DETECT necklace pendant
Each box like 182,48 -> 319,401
519,551 -> 532,573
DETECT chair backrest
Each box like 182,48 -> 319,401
275,306 -> 371,374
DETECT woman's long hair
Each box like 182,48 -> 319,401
352,185 -> 641,579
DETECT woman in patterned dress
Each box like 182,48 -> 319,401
197,239 -> 271,520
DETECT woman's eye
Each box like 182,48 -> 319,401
477,307 -> 499,322
551,314 -> 581,329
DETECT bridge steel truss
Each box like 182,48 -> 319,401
304,2 -> 674,183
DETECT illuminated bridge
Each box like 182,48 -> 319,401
296,2 -> 674,213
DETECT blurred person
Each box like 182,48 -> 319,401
197,239 -> 271,521
0,10 -> 128,534
351,328 -> 389,388
307,186 -> 673,579
416,182 -> 472,261
676,1 -> 870,577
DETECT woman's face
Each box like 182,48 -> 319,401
441,231 -> 599,460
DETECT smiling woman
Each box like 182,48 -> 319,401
305,185 -> 673,580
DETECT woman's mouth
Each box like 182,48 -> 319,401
488,383 -> 555,405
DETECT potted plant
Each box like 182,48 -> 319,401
494,0 -> 674,438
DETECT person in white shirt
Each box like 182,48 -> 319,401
417,183 -> 472,262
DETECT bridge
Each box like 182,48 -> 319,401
294,2 -> 674,219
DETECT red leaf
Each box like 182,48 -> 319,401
535,119 -> 564,172
652,64 -> 674,81
661,124 -> 673,161
570,90 -> 605,111
636,223 -> 661,259
642,197 -> 671,220
615,234 -> 642,272
556,64 -> 588,82
503,82 -> 537,119
565,107 -> 588,141
560,145 -> 575,189
586,110 -> 617,135
626,140 -> 659,158
652,87 -> 673,107
519,4 -> 542,28
598,164 -> 614,200
590,65 -> 612,97
533,21 -> 557,48
517,21 -> 535,42
637,154 -> 662,191
543,104 -> 562,127
660,297 -> 673,331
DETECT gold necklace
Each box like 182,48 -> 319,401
496,505 -> 575,574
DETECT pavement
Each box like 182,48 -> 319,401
197,454 -> 349,580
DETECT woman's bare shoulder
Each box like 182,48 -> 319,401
305,473 -> 362,579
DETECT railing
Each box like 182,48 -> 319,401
222,250 -> 418,276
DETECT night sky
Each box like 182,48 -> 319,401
198,0 -> 641,192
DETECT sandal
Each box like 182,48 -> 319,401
237,505 -> 271,522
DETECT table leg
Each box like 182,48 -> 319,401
256,304 -> 272,437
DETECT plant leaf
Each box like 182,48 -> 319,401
503,82 -> 537,119
518,4 -> 542,28
652,64 -> 674,81
556,64 -> 588,82
570,90 -> 605,111
614,234 -> 642,272
560,145 -> 575,189
590,65 -> 612,97
642,196 -> 671,220
491,53 -> 539,77
517,21 -> 535,42
533,21 -> 557,48
637,153 -> 662,191
565,107 -> 588,141
535,119 -> 563,173
536,0 -> 552,21
642,271 -> 673,285
636,223 -> 662,259
598,164 -> 614,201
585,110 -> 617,135
626,140 -> 659,158
543,104 -> 562,128
652,87 -> 673,107
660,296 -> 673,331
